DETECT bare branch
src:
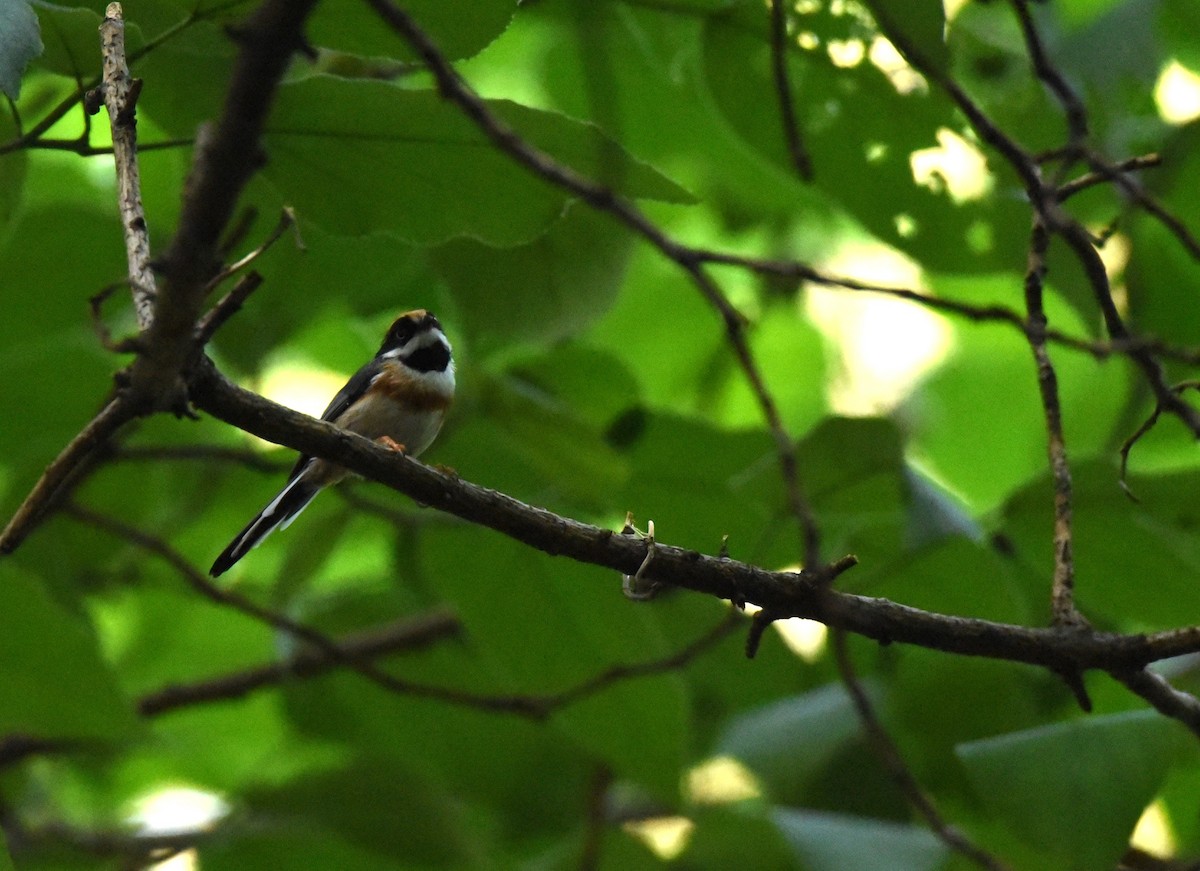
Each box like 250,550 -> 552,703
872,10 -> 1200,441
1113,668 -> 1200,738
64,502 -> 545,717
138,609 -> 462,716
1009,0 -> 1087,150
193,271 -> 263,346
1022,219 -> 1083,629
99,2 -> 157,329
768,0 -> 813,180
186,357 -> 1200,677
1056,154 -> 1160,201
545,611 -> 741,708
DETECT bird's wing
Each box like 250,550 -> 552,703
284,358 -> 383,479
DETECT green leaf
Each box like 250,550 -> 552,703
683,805 -> 801,871
0,203 -> 131,520
1057,0 -> 1127,29
0,565 -> 135,740
702,3 -> 1016,270
0,90 -> 25,226
912,274 -> 1131,513
420,530 -> 687,800
32,3 -> 105,80
710,304 -> 827,433
956,710 -> 1181,871
474,369 -> 630,507
308,0 -> 517,63
202,828 -> 422,871
0,0 -> 41,99
716,683 -> 867,802
614,414 -> 791,563
263,76 -> 691,245
772,808 -> 948,871
237,755 -> 480,863
1160,0 -> 1200,71
430,204 -> 634,358
797,417 -> 908,573
861,0 -> 948,73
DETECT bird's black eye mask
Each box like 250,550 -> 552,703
379,312 -> 442,356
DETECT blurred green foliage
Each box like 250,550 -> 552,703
2,0 -> 1200,868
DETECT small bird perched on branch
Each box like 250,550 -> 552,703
209,309 -> 455,577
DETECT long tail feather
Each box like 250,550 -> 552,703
209,475 -> 321,576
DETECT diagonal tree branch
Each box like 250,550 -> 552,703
138,609 -> 462,716
185,357 -> 1200,678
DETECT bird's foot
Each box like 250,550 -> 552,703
376,436 -> 407,453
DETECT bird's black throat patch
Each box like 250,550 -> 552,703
404,342 -> 451,373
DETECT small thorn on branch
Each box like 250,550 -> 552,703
745,608 -> 778,659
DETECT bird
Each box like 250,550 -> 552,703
209,309 -> 454,577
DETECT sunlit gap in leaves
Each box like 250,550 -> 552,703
1154,60 -> 1200,125
622,816 -> 695,860
1131,799 -> 1177,861
126,785 -> 230,870
624,756 -> 763,859
910,128 -> 992,205
1097,232 -> 1132,318
789,1 -> 926,94
17,92 -> 114,197
249,357 -> 350,450
805,244 -> 954,416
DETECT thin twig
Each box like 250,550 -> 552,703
64,502 -> 550,717
1056,154 -> 1160,201
875,11 -> 1200,441
1022,219 -> 1082,629
203,206 -> 300,293
138,609 -> 462,716
831,631 -> 1013,871
67,504 -> 745,721
545,610 -> 741,708
1112,669 -> 1200,738
1085,151 -> 1200,262
0,1 -> 249,156
127,0 -> 319,417
1009,0 -> 1087,149
193,271 -> 264,346
767,0 -> 813,180
99,2 -> 158,329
